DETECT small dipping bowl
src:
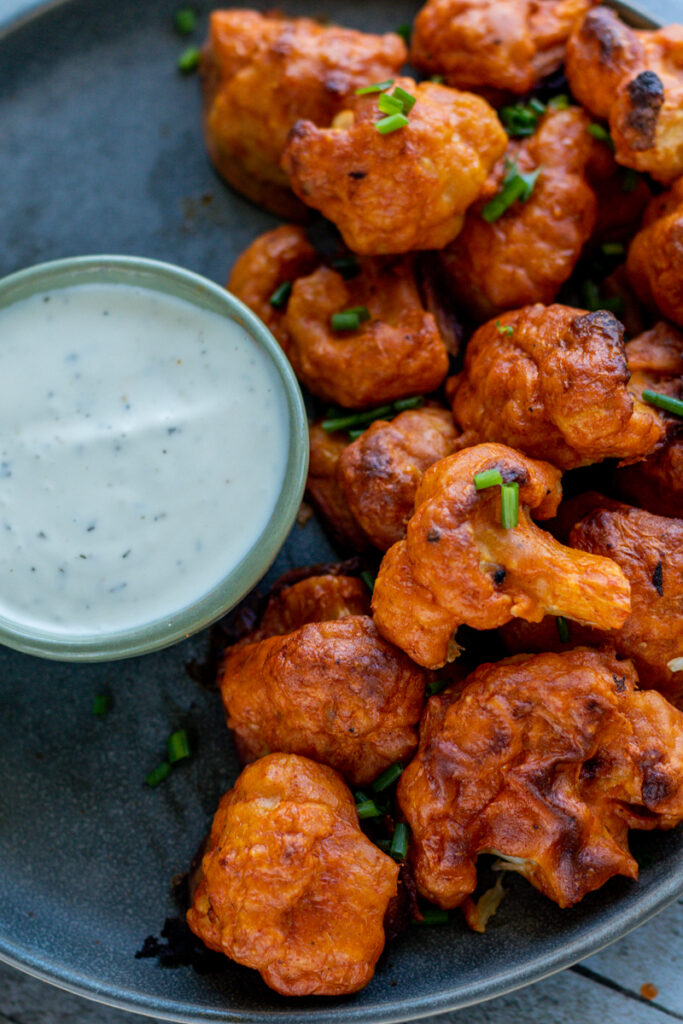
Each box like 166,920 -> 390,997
0,255 -> 308,661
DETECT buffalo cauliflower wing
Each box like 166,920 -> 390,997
243,573 -> 371,647
306,424 -> 373,551
438,107 -> 597,321
218,615 -> 427,785
566,6 -> 683,183
187,753 -> 399,995
281,78 -> 507,253
626,177 -> 683,328
410,0 -> 590,96
284,258 -> 449,407
398,648 -> 683,909
337,406 -> 460,550
201,10 -> 406,217
371,443 -> 631,669
450,304 -> 666,470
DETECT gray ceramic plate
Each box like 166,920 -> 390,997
0,0 -> 681,1021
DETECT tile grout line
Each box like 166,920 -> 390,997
570,964 -> 683,1020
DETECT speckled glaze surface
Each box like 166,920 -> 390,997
0,0 -> 682,1021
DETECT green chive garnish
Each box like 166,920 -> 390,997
373,763 -> 403,792
376,112 -> 409,135
474,468 -> 503,490
330,257 -> 360,279
177,45 -> 200,73
601,242 -> 625,256
146,762 -> 172,787
390,822 -> 410,860
355,790 -> 370,803
360,570 -> 375,593
378,93 -> 404,115
556,616 -> 571,643
481,159 -> 542,222
355,79 -> 395,96
621,168 -> 639,193
174,7 -> 197,34
500,482 -> 519,529
642,389 -> 683,418
581,280 -> 601,311
500,101 -> 543,137
93,693 -> 111,716
356,799 -> 382,819
393,395 -> 424,411
268,281 -> 292,309
330,307 -> 370,331
392,86 -> 417,113
427,677 -> 450,697
376,838 -> 392,852
430,74 -> 444,83
587,123 -> 614,149
415,907 -> 449,925
396,23 -> 411,43
496,320 -> 514,336
167,729 -> 191,764
348,429 -> 365,440
322,404 -> 393,432
547,94 -> 570,110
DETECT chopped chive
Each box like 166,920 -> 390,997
496,320 -> 514,336
356,799 -> 382,819
390,822 -> 410,860
500,482 -> 519,530
396,23 -> 411,43
177,45 -> 200,73
602,295 -> 624,315
474,468 -> 503,490
642,389 -> 683,418
587,123 -> 614,149
376,112 -> 409,135
601,242 -> 625,256
360,569 -> 375,593
547,94 -> 570,110
355,79 -> 395,96
415,907 -> 449,925
174,7 -> 197,34
481,159 -> 541,222
268,281 -> 292,309
556,616 -> 571,643
430,74 -> 444,83
427,677 -> 451,697
93,692 -> 111,716
376,838 -> 392,852
355,790 -> 370,804
330,256 -> 360,279
392,86 -> 417,113
393,395 -> 424,411
499,102 -> 541,137
373,763 -> 403,792
529,97 -> 546,114
330,306 -> 370,331
621,168 -> 639,193
322,404 -> 393,432
378,93 -> 404,115
146,761 -> 172,787
348,428 -> 365,439
167,729 -> 191,763
581,279 -> 601,311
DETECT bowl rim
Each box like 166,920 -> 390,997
0,253 -> 309,662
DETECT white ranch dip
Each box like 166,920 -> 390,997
0,282 -> 289,635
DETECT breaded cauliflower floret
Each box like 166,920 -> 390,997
187,754 -> 398,995
281,78 -> 507,254
284,258 -> 449,407
626,178 -> 683,328
201,11 -> 406,217
227,225 -> 319,356
218,615 -> 427,785
450,304 -> 666,470
410,0 -> 591,96
566,6 -> 683,183
337,406 -> 459,550
439,107 -> 597,321
306,424 -> 373,552
371,444 -> 631,669
398,648 -> 683,910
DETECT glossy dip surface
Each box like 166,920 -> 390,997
0,281 -> 289,636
